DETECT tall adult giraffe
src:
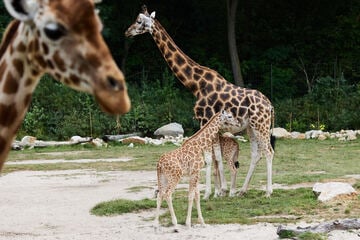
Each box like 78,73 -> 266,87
125,6 -> 275,198
0,0 -> 131,171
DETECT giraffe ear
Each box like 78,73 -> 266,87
4,0 -> 39,22
150,11 -> 156,19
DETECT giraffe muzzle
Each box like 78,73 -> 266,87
94,76 -> 131,115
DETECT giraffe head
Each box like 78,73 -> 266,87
125,5 -> 156,37
3,0 -> 131,115
218,110 -> 241,133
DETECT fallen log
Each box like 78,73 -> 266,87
12,136 -> 93,149
102,132 -> 142,142
277,218 -> 360,238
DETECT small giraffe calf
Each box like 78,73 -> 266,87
154,110 -> 239,231
213,136 -> 240,197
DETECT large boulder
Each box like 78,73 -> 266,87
313,182 -> 357,202
272,127 -> 291,139
154,122 -> 184,137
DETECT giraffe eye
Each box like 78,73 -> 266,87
44,22 -> 67,41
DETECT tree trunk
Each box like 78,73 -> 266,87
227,0 -> 244,87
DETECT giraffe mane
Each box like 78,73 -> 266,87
182,112 -> 221,146
0,20 -> 20,60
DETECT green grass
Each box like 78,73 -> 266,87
4,138 -> 360,227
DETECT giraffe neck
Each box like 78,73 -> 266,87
183,112 -> 221,148
0,20 -> 43,168
151,20 -> 205,96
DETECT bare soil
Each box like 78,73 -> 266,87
0,166 -> 359,239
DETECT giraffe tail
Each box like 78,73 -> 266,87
270,106 -> 276,151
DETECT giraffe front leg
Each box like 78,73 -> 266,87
213,143 -> 227,197
186,188 -> 195,228
238,137 -> 260,196
213,158 -> 221,198
203,150 -> 212,200
195,185 -> 205,226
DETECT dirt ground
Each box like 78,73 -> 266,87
0,167 -> 359,240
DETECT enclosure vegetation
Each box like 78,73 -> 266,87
0,0 -> 359,140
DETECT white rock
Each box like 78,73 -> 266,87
272,127 -> 291,139
313,182 -> 356,202
154,122 -> 184,137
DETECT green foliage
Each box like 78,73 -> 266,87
18,75 -> 118,140
275,76 -> 360,132
120,69 -> 198,136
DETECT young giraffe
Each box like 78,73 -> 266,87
213,136 -> 240,197
125,6 -> 275,198
0,0 -> 131,170
154,110 -> 239,231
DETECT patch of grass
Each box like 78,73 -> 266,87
91,198 -> 156,216
90,188 -> 328,225
4,143 -> 177,173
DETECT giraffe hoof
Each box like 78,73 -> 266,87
237,190 -> 246,197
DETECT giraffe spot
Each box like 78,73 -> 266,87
161,33 -> 167,42
3,72 -> 19,94
29,39 -> 39,52
173,66 -> 179,74
231,98 -> 239,106
240,97 -> 250,107
46,60 -> 55,69
198,79 -> 207,90
182,66 -> 192,79
177,74 -> 186,83
42,42 -> 49,55
225,102 -> 232,109
230,107 -> 237,117
193,74 -> 200,80
16,42 -> 26,52
25,78 -> 34,87
53,51 -> 66,72
205,84 -> 214,93
174,54 -> 186,66
86,53 -> 101,69
35,54 -> 47,69
205,107 -> 213,120
164,52 -> 172,59
0,103 -> 18,126
167,41 -> 176,52
207,92 -> 218,106
194,68 -> 204,75
69,74 -> 81,86
231,89 -> 237,96
168,60 -> 174,67
195,107 -> 204,118
215,81 -> 224,91
0,61 -> 7,82
204,72 -> 214,81
224,85 -> 232,92
187,82 -> 197,93
24,93 -> 32,108
238,107 -> 247,116
214,100 -> 224,112
31,68 -> 39,76
0,136 -> 6,153
13,59 -> 24,77
220,93 -> 230,101
159,43 -> 165,54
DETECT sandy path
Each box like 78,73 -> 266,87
0,169 -> 358,240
